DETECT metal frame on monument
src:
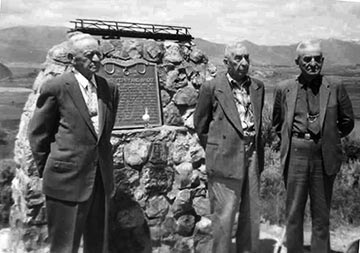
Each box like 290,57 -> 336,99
69,19 -> 193,41
69,18 -> 194,129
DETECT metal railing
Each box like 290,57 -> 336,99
69,19 -> 193,41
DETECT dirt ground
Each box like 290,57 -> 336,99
0,223 -> 359,253
258,223 -> 360,253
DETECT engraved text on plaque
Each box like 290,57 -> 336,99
101,59 -> 162,129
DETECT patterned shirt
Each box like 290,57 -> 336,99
226,74 -> 255,135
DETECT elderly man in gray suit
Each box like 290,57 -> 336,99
272,40 -> 354,252
28,33 -> 119,253
194,42 -> 265,253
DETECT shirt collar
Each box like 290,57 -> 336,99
73,69 -> 97,89
297,74 -> 322,88
226,73 -> 250,90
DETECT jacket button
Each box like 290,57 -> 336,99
223,135 -> 226,139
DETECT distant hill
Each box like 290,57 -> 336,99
194,38 -> 360,68
193,38 -> 226,65
0,63 -> 12,80
1,26 -> 360,68
194,38 -> 296,66
0,26 -> 68,64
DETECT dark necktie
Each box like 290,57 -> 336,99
306,86 -> 320,135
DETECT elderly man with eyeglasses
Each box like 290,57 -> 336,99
272,40 -> 354,252
28,33 -> 119,253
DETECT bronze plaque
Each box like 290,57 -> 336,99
101,59 -> 162,129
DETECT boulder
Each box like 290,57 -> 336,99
124,139 -> 151,167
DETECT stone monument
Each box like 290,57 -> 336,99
9,33 -> 217,253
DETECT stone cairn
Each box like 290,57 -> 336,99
10,34 -> 217,252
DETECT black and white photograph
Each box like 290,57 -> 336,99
0,0 -> 360,252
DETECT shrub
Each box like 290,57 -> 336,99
331,160 -> 360,227
0,128 -> 8,145
0,159 -> 16,228
260,101 -> 360,228
262,102 -> 278,149
260,147 -> 360,228
260,103 -> 286,224
342,136 -> 360,162
260,147 -> 286,224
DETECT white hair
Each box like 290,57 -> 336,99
224,42 -> 248,59
67,32 -> 99,54
296,39 -> 322,57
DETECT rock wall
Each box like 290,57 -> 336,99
10,35 -> 216,252
110,127 -> 210,253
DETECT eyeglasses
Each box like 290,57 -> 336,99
234,54 -> 249,62
83,51 -> 103,60
302,55 -> 322,63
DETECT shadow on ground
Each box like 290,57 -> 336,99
231,239 -> 343,253
303,245 -> 342,253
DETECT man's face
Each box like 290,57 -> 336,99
224,46 -> 249,82
296,48 -> 324,77
71,38 -> 102,79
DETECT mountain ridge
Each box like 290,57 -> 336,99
1,26 -> 360,67
194,37 -> 360,67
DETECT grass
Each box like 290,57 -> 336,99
0,119 -> 20,160
0,75 -> 33,160
0,90 -> 31,121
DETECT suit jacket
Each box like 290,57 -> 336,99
28,71 -> 119,202
194,72 -> 265,180
272,76 -> 354,176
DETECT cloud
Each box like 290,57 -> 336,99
0,0 -> 30,14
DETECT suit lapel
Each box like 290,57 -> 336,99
95,75 -> 108,141
64,72 -> 98,139
249,80 -> 262,135
286,81 -> 299,131
319,78 -> 330,130
215,74 -> 243,134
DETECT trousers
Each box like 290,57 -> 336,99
46,169 -> 108,253
208,147 -> 260,253
285,137 -> 335,253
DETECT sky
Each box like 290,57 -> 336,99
1,0 -> 360,45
